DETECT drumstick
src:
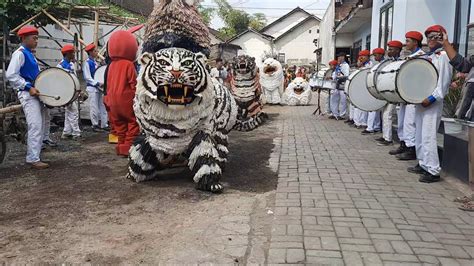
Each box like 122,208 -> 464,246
39,94 -> 61,100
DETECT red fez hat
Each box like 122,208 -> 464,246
359,50 -> 370,57
405,31 -> 423,42
18,26 -> 38,37
387,40 -> 403,49
61,44 -> 75,54
85,43 -> 96,52
372,48 -> 385,55
425,25 -> 447,36
329,60 -> 338,66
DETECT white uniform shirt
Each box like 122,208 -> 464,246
5,47 -> 40,91
429,50 -> 453,101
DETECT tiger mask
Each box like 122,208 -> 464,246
138,48 -> 209,107
232,55 -> 257,76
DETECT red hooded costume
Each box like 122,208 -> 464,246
104,30 -> 139,156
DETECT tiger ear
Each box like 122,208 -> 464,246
140,52 -> 153,66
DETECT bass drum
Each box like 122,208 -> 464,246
376,58 -> 438,103
366,60 -> 392,100
346,69 -> 386,112
35,67 -> 80,107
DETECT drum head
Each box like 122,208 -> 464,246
35,68 -> 78,107
396,59 -> 438,103
367,60 -> 392,100
348,69 -> 386,112
95,65 -> 106,84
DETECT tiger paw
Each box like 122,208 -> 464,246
197,178 -> 224,193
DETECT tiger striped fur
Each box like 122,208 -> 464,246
230,55 -> 268,131
128,48 -> 238,193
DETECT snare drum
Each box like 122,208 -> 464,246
94,65 -> 106,85
346,69 -> 387,112
35,67 -> 80,107
376,58 -> 438,104
366,60 -> 392,100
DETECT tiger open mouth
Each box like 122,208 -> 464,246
157,83 -> 195,105
238,62 -> 248,74
264,66 -> 276,75
294,87 -> 304,95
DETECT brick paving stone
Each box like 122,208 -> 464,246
267,105 -> 474,264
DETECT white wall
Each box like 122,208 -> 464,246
319,0 -> 335,65
275,19 -> 320,65
261,10 -> 310,38
471,0 -> 474,23
229,32 -> 272,66
353,22 -> 372,49
335,33 -> 353,47
371,0 -> 456,47
36,20 -> 136,66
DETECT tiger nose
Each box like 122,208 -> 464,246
170,70 -> 182,80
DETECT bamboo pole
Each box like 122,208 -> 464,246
0,105 -> 22,115
42,9 -> 104,60
10,12 -> 44,33
94,10 -> 99,47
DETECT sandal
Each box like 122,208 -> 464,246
458,201 -> 474,212
453,195 -> 474,203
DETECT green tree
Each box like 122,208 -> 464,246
213,0 -> 266,40
198,4 -> 214,26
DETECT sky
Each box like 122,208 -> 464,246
201,0 -> 331,29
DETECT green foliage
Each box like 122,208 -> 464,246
0,0 -> 145,31
212,0 -> 267,40
198,4 -> 214,26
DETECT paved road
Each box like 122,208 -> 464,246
267,104 -> 474,265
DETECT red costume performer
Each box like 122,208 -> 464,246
104,30 -> 139,156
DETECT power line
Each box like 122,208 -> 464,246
201,5 -> 327,10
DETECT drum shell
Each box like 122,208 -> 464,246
35,67 -> 80,107
346,69 -> 386,112
366,60 -> 392,100
376,59 -> 439,104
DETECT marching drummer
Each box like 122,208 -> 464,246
5,26 -> 49,169
352,50 -> 371,129
389,31 -> 424,161
409,25 -> 453,183
376,40 -> 403,146
329,55 -> 349,120
362,48 -> 385,135
57,44 -> 82,140
83,43 -> 108,132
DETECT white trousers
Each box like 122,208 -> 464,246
63,101 -> 81,136
264,89 -> 281,104
366,111 -> 381,131
18,91 -> 47,163
43,108 -> 52,142
382,104 -> 395,141
330,90 -> 347,117
354,108 -> 368,126
398,104 -> 416,147
415,102 -> 443,176
325,91 -> 331,114
349,103 -> 355,120
87,87 -> 108,127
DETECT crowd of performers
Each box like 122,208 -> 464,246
324,25 -> 461,184
4,4 -> 467,192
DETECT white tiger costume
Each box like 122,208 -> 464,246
283,77 -> 313,106
128,0 -> 238,193
230,55 -> 267,131
260,58 -> 284,105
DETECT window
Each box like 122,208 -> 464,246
454,0 -> 471,56
379,2 -> 393,49
278,53 -> 286,63
352,39 -> 362,64
309,30 -> 312,34
366,34 -> 371,51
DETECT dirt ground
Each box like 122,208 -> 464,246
0,108 -> 281,264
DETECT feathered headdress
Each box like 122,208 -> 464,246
142,0 -> 211,56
